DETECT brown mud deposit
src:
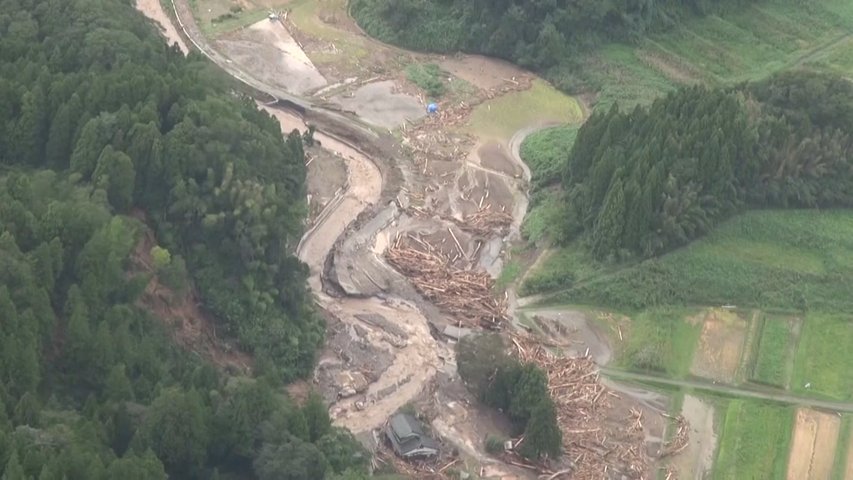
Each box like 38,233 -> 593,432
216,19 -> 327,95
669,395 -> 718,479
523,309 -> 613,365
471,141 -> 523,178
786,408 -> 841,480
330,80 -> 425,129
690,308 -> 748,383
439,54 -> 529,91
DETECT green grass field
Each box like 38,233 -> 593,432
466,80 -> 583,139
713,400 -> 793,479
535,210 -> 853,312
617,307 -> 701,377
574,0 -> 853,111
791,313 -> 853,400
750,315 -> 793,387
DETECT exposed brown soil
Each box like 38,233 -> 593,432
669,395 -> 718,479
439,54 -> 529,91
473,141 -> 522,178
786,408 -> 841,480
216,19 -> 327,95
135,0 -> 189,53
690,308 -> 748,383
329,80 -> 425,129
129,214 -> 252,374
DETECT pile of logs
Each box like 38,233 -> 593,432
386,234 -> 507,329
511,334 -> 653,479
455,208 -> 513,237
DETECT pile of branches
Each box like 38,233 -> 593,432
511,334 -> 652,479
386,234 -> 507,329
455,208 -> 513,236
660,414 -> 689,458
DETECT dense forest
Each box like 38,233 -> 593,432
0,0 -> 368,478
560,71 -> 853,260
351,0 -> 757,78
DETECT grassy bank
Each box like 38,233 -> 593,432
532,210 -> 853,312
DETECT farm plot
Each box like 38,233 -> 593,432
618,307 -> 701,378
750,314 -> 799,388
689,308 -> 748,383
792,313 -> 853,400
786,408 -> 841,480
713,400 -> 793,480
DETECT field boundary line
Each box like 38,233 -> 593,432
602,368 -> 853,413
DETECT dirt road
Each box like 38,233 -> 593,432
604,368 -> 853,413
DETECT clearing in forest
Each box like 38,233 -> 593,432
786,408 -> 841,480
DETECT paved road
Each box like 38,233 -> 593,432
602,368 -> 853,413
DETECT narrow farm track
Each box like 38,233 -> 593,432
792,32 -> 853,69
603,368 -> 853,413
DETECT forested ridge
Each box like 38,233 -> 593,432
561,71 -> 853,260
351,0 -> 757,82
0,0 -> 369,478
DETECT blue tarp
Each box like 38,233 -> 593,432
427,103 -> 438,114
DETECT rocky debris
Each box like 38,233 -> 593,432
315,317 -> 394,404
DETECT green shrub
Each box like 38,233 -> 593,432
405,63 -> 446,97
484,435 -> 505,455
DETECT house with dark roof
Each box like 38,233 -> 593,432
385,413 -> 439,458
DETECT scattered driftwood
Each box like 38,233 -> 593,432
511,334 -> 652,479
386,234 -> 507,329
660,414 -> 689,458
455,208 -> 513,236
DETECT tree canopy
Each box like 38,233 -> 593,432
0,0 -> 367,478
351,0 -> 758,75
560,71 -> 853,259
